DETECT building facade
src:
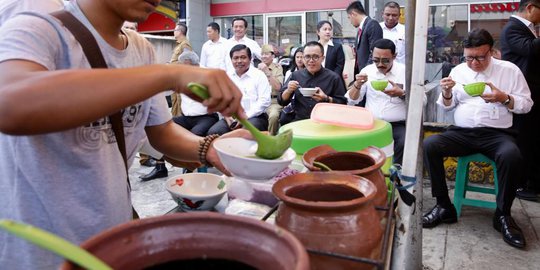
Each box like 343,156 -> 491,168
140,0 -> 522,70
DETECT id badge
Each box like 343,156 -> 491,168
489,106 -> 499,120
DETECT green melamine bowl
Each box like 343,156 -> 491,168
463,82 -> 486,97
370,80 -> 388,91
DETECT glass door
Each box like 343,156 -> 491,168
265,13 -> 306,58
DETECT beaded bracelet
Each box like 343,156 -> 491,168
198,134 -> 220,166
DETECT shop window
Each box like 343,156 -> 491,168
306,11 -> 357,49
426,5 -> 468,64
470,2 -> 516,47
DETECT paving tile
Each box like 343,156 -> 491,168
422,179 -> 540,270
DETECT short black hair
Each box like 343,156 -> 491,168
317,20 -> 332,32
519,0 -> 540,11
232,17 -> 248,28
346,1 -> 366,15
208,22 -> 220,34
383,1 -> 401,10
175,22 -> 188,35
229,44 -> 252,60
462,28 -> 494,48
372,38 -> 396,55
303,41 -> 324,55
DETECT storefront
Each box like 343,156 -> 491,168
427,1 -> 520,64
139,0 -> 522,68
210,0 -> 354,57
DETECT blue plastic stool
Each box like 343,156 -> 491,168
453,153 -> 499,216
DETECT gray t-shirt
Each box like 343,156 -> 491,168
0,2 -> 171,269
0,0 -> 64,26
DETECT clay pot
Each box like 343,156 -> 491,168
302,145 -> 388,215
272,172 -> 383,270
61,212 -> 309,270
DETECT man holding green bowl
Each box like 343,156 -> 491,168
424,29 -> 533,249
345,38 -> 417,164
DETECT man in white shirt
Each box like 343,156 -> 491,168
199,22 -> 228,70
224,17 -> 262,72
379,1 -> 405,64
174,50 -> 219,136
208,44 -> 271,135
423,29 -> 533,249
345,38 -> 411,164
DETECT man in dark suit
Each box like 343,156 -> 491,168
500,0 -> 540,201
346,1 -> 383,75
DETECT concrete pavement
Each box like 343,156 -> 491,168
422,180 -> 540,270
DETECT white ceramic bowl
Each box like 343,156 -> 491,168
299,87 -> 318,96
213,137 -> 296,180
165,173 -> 227,211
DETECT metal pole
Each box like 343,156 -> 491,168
392,0 -> 429,269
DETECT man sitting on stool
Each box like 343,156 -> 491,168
422,29 -> 533,249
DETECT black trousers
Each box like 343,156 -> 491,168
391,121 -> 406,165
172,113 -> 219,136
207,113 -> 268,136
424,127 -> 523,214
514,107 -> 540,191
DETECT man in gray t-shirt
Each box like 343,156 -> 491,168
0,1 -> 246,269
0,0 -> 64,26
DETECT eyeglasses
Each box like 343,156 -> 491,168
303,54 -> 322,61
464,49 -> 490,62
372,58 -> 391,64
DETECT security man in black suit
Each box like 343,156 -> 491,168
501,0 -> 540,201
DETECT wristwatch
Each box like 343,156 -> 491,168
502,95 -> 511,106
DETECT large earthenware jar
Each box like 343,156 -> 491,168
302,145 -> 388,215
61,212 -> 309,270
272,172 -> 383,270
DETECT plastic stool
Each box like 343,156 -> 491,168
453,153 -> 498,216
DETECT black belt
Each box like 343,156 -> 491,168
271,95 -> 278,99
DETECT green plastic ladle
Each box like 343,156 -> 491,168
187,82 -> 293,159
0,219 -> 112,270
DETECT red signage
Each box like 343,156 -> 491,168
470,2 -> 519,13
138,13 -> 176,33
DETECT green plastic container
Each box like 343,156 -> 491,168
280,118 -> 395,199
280,119 -> 393,155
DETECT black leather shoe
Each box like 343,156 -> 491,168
422,204 -> 457,228
493,215 -> 526,249
140,158 -> 157,167
516,188 -> 539,202
140,163 -> 168,181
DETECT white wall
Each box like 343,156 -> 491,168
142,34 -> 177,64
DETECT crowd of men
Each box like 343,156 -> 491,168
0,0 -> 539,269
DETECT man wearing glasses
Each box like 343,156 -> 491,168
501,0 -> 540,202
278,41 -> 347,122
345,38 -> 416,165
423,29 -> 533,249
